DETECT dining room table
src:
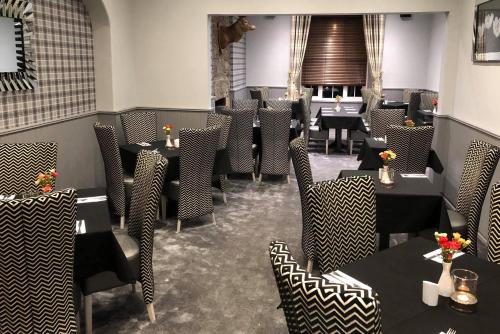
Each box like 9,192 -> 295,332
330,237 -> 500,333
318,104 -> 367,152
357,137 -> 444,173
338,170 -> 451,250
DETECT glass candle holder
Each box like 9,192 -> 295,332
449,269 -> 478,313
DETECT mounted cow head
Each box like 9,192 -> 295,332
218,16 -> 256,51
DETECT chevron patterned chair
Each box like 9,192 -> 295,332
258,107 -> 293,183
269,240 -> 382,334
120,111 -> 158,144
220,108 -> 257,181
0,188 -> 78,333
487,183 -> 500,264
386,125 -> 435,174
290,138 -> 315,272
206,112 -> 232,204
249,87 -> 269,109
448,140 -> 500,256
94,122 -> 134,229
306,176 -> 377,273
233,99 -> 258,115
83,150 -> 167,332
266,99 -> 292,113
166,126 -> 221,233
419,91 -> 438,111
0,142 -> 57,195
370,108 -> 405,138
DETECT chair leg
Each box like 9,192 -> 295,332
161,195 -> 167,221
349,140 -> 353,155
325,140 -> 329,155
146,303 -> 156,323
176,219 -> 181,233
287,175 -> 290,184
131,283 -> 136,293
306,259 -> 314,273
120,216 -> 125,229
259,174 -> 263,183
252,172 -> 256,182
212,212 -> 217,225
84,295 -> 92,334
222,192 -> 227,204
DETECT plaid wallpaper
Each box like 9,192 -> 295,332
0,0 -> 95,132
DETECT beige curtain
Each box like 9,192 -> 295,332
363,15 -> 385,95
287,15 -> 311,100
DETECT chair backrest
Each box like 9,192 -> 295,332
386,125 -> 435,173
266,99 -> 292,112
456,140 -> 500,255
233,99 -> 258,115
127,150 -> 167,305
0,189 -> 77,333
487,183 -> 500,264
419,91 -> 438,111
365,95 -> 383,125
219,108 -> 255,174
259,107 -> 292,176
290,138 -> 315,261
403,88 -> 420,103
249,89 -> 265,109
370,108 -> 405,138
0,142 -> 57,195
407,91 -> 422,120
260,86 -> 270,102
305,176 -> 376,273
206,112 -> 232,150
120,111 -> 157,144
178,126 -> 221,220
94,122 -> 126,217
269,240 -> 382,334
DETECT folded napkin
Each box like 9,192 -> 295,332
373,137 -> 384,141
77,196 -> 107,204
137,142 -> 151,147
76,220 -> 86,234
423,249 -> 465,263
346,111 -> 358,114
0,195 -> 15,200
401,174 -> 428,178
324,270 -> 372,290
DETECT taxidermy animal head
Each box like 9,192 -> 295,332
218,16 -> 256,51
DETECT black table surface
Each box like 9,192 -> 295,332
338,170 -> 449,235
75,188 -> 134,284
381,101 -> 409,110
339,238 -> 500,333
318,105 -> 367,132
358,137 -> 444,174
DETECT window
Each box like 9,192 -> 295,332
302,16 -> 367,102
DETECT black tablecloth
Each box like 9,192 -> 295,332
338,170 -> 450,248
339,238 -> 500,333
358,138 -> 444,174
75,188 -> 134,284
416,109 -> 435,125
318,106 -> 366,131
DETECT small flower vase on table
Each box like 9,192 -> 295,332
432,98 -> 438,114
163,123 -> 174,149
378,150 -> 396,185
335,95 -> 342,112
165,134 -> 173,148
434,232 -> 471,297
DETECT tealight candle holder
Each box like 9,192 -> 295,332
449,269 -> 478,313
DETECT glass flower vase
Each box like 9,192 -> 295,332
379,165 -> 394,185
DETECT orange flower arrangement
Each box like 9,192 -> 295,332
432,98 -> 438,106
35,169 -> 59,193
162,123 -> 173,136
379,150 -> 396,165
434,232 -> 471,263
405,119 -> 415,127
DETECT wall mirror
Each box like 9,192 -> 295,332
0,0 -> 35,91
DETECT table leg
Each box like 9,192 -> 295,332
335,128 -> 342,151
379,233 -> 390,250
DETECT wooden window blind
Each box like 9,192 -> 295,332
302,16 -> 367,86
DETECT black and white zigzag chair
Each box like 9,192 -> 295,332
269,240 -> 382,334
258,107 -> 292,183
94,122 -> 134,229
0,189 -> 77,333
290,138 -> 315,272
487,183 -> 500,264
266,99 -> 292,113
233,99 -> 258,115
83,150 -> 167,332
0,142 -> 57,195
220,108 -> 256,181
419,91 -> 438,111
306,176 -> 377,273
370,108 -> 405,138
206,112 -> 232,204
120,111 -> 158,144
449,140 -> 500,256
166,126 -> 221,233
386,125 -> 435,174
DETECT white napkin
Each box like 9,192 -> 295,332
174,139 -> 180,148
324,270 -> 372,290
0,195 -> 15,200
346,111 -> 358,114
76,220 -> 86,234
137,142 -> 151,147
423,248 -> 465,263
373,137 -> 384,141
401,174 -> 428,178
77,196 -> 107,204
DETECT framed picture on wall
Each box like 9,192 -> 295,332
473,0 -> 500,62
